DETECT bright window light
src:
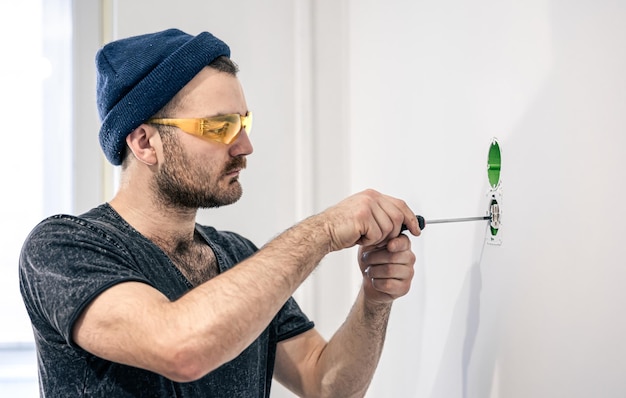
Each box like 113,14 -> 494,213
0,0 -> 72,395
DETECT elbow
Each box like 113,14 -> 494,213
149,308 -> 255,382
158,346 -> 217,382
157,338 -> 240,382
161,352 -> 210,383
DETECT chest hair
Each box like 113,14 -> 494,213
160,232 -> 220,286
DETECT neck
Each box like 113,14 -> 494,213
109,190 -> 199,251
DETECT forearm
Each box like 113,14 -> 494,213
313,288 -> 392,397
302,234 -> 415,397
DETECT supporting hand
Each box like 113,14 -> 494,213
359,234 -> 416,304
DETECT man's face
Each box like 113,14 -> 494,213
151,67 -> 253,209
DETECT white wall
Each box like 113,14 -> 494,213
348,1 -> 626,397
77,0 -> 626,397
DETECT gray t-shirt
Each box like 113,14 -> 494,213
19,204 -> 314,397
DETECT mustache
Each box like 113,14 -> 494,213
224,156 -> 247,174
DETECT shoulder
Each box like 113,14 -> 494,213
23,204 -> 132,252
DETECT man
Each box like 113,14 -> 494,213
19,28 -> 420,397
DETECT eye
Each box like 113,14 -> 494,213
204,122 -> 230,137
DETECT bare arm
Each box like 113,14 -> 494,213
274,234 -> 416,397
72,189 -> 420,382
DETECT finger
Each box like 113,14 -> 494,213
385,234 -> 411,253
370,276 -> 412,297
369,266 -> 413,286
362,252 -> 415,274
356,220 -> 384,247
355,191 -> 408,246
366,263 -> 414,280
361,244 -> 415,269
388,196 -> 421,237
360,232 -> 409,251
361,201 -> 395,247
375,195 -> 421,238
368,198 -> 404,241
355,191 -> 420,246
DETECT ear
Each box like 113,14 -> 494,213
126,124 -> 158,166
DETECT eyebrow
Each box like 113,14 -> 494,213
200,111 -> 249,119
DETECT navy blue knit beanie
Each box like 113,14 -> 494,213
96,28 -> 230,165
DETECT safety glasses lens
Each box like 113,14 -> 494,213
206,112 -> 252,144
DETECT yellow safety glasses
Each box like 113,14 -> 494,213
148,111 -> 252,144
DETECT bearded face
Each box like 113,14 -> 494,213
152,129 -> 246,209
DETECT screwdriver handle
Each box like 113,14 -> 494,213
401,215 -> 425,232
417,215 -> 425,230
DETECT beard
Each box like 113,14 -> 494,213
153,132 -> 246,209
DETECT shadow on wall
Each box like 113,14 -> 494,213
429,224 -> 492,398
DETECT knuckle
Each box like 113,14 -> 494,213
363,188 -> 379,197
392,212 -> 404,226
395,197 -> 408,208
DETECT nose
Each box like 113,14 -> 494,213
229,127 -> 254,157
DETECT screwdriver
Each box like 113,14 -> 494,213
402,202 -> 499,231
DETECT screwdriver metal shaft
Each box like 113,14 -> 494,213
426,216 -> 491,225
405,214 -> 492,231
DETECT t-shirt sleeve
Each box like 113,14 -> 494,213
273,297 -> 315,342
19,215 -> 152,347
